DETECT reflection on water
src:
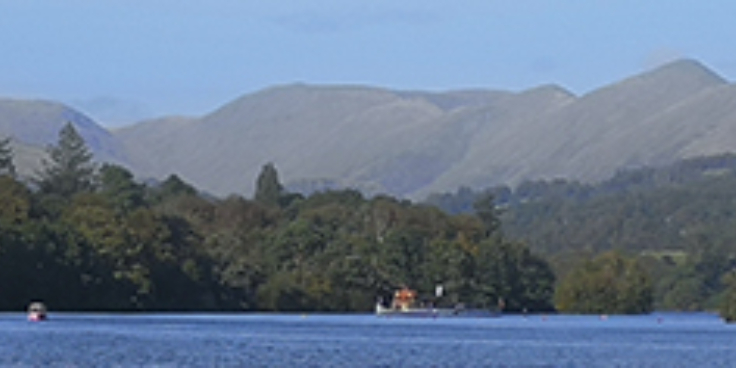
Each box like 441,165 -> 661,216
0,312 -> 733,367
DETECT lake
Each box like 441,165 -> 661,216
0,312 -> 734,367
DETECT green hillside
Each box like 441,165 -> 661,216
427,153 -> 736,311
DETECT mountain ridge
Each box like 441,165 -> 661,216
0,98 -> 130,179
2,59 -> 736,199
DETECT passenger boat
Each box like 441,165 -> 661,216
27,302 -> 47,322
375,287 -> 500,318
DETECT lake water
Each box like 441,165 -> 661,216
0,312 -> 734,367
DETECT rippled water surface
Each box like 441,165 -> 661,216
0,312 -> 734,367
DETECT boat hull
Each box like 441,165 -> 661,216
376,304 -> 499,318
27,302 -> 48,322
28,312 -> 46,322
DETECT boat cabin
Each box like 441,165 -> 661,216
391,287 -> 417,311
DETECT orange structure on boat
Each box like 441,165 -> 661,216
391,287 -> 417,311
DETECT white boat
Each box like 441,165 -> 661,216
375,287 -> 499,318
27,302 -> 47,322
375,303 -> 464,317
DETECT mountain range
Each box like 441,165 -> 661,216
2,59 -> 736,199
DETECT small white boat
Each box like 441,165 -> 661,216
27,302 -> 47,322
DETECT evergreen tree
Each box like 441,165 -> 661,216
254,163 -> 283,206
35,123 -> 97,197
0,136 -> 15,178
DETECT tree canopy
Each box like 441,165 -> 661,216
426,154 -> 736,318
0,143 -> 557,312
555,251 -> 653,314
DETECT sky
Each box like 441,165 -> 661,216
1,0 -> 735,127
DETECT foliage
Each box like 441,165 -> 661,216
6,126 -> 736,315
474,240 -> 556,311
149,174 -> 198,204
254,163 -> 284,206
719,272 -> 736,322
426,154 -> 736,312
34,122 -> 97,198
98,164 -> 146,213
24,125 -> 736,315
0,136 -> 556,312
0,136 -> 15,177
554,251 -> 653,314
0,176 -> 31,227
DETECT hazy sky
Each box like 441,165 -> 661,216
1,1 -> 735,127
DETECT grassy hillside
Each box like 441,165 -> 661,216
115,59 -> 736,199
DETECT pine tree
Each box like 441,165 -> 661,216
0,137 -> 15,177
35,122 -> 97,197
254,163 -> 283,206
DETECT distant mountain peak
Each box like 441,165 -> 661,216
577,58 -> 727,103
641,58 -> 727,86
518,84 -> 576,99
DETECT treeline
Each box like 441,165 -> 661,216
426,154 -> 736,318
427,154 -> 736,216
0,124 -> 566,313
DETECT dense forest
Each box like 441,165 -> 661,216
426,154 -> 736,317
0,124 -> 559,313
3,124 -> 736,319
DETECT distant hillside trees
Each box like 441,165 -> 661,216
426,154 -> 736,316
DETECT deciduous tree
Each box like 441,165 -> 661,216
98,164 -> 146,213
555,251 -> 653,314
